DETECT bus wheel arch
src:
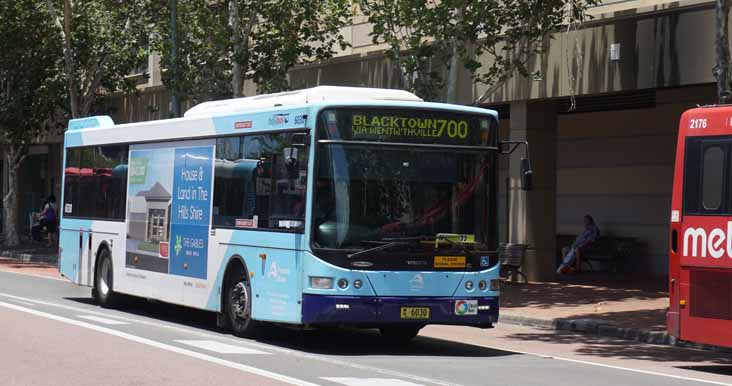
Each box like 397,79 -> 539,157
220,255 -> 261,337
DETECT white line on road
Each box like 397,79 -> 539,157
322,378 -> 424,386
8,299 -> 36,307
0,292 -> 460,386
77,315 -> 130,325
0,301 -> 322,386
176,340 -> 271,355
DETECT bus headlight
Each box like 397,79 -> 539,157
310,277 -> 334,289
465,281 -> 474,291
478,280 -> 487,291
337,278 -> 349,289
353,279 -> 363,289
490,279 -> 501,291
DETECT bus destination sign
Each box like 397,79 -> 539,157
320,108 -> 495,147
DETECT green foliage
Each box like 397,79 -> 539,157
46,0 -> 153,117
148,0 -> 351,103
0,1 -> 62,150
360,0 -> 600,101
359,0 -> 450,101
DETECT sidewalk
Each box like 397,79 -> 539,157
0,242 -> 60,279
498,273 -> 730,351
0,243 -> 58,264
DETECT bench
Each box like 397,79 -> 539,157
557,235 -> 640,273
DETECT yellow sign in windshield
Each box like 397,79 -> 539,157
434,256 -> 467,268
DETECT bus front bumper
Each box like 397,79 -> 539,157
301,294 -> 498,328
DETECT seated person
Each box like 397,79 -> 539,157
557,214 -> 599,274
32,195 -> 57,246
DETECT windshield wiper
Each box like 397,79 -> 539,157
347,241 -> 410,259
382,235 -> 458,248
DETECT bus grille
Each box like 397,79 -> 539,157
690,270 -> 732,320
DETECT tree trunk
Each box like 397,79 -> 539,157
716,0 -> 732,104
46,0 -> 80,118
3,148 -> 24,247
446,40 -> 459,104
229,0 -> 243,98
446,9 -> 463,104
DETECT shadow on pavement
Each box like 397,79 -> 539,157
562,308 -> 667,331
501,275 -> 667,311
676,365 -> 732,376
503,330 -> 732,364
65,296 -> 517,358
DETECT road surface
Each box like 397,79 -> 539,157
0,269 -> 730,386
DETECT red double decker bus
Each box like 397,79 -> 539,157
669,106 -> 732,348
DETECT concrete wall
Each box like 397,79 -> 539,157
480,3 -> 717,104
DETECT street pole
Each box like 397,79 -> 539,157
171,0 -> 181,117
715,0 -> 731,104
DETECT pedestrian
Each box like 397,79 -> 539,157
32,195 -> 57,245
556,214 -> 599,274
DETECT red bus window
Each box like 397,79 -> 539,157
702,146 -> 724,210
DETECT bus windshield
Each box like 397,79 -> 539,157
313,108 -> 495,251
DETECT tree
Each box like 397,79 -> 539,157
0,1 -> 63,246
714,0 -> 731,104
360,0 -> 599,102
44,0 -> 153,119
359,0 -> 451,102
149,0 -> 351,105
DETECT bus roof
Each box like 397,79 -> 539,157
65,86 -> 497,147
183,86 -> 423,118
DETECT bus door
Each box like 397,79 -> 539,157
59,225 -> 93,286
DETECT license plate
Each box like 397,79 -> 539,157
434,256 -> 466,268
400,307 -> 430,319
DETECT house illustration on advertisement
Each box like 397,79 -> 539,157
128,182 -> 171,243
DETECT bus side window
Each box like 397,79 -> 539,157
63,148 -> 81,216
702,146 -> 724,211
684,138 -> 732,215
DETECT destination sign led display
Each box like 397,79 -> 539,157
318,108 -> 495,147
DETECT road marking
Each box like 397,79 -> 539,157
0,301 -> 322,386
176,340 -> 270,355
322,378 -> 424,386
8,299 -> 36,307
0,292 -> 461,386
77,315 -> 130,325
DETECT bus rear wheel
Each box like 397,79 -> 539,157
94,249 -> 117,308
226,275 -> 260,338
379,326 -> 421,342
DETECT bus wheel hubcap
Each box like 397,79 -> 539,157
231,282 -> 248,320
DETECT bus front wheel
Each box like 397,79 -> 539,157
94,249 -> 117,308
226,275 -> 260,338
380,326 -> 421,342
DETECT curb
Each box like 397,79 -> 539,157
500,312 -> 732,353
0,250 -> 58,265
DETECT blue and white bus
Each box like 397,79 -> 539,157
59,86 -> 524,340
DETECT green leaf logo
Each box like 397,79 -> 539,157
174,235 -> 182,256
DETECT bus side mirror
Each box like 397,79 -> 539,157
520,158 -> 533,191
